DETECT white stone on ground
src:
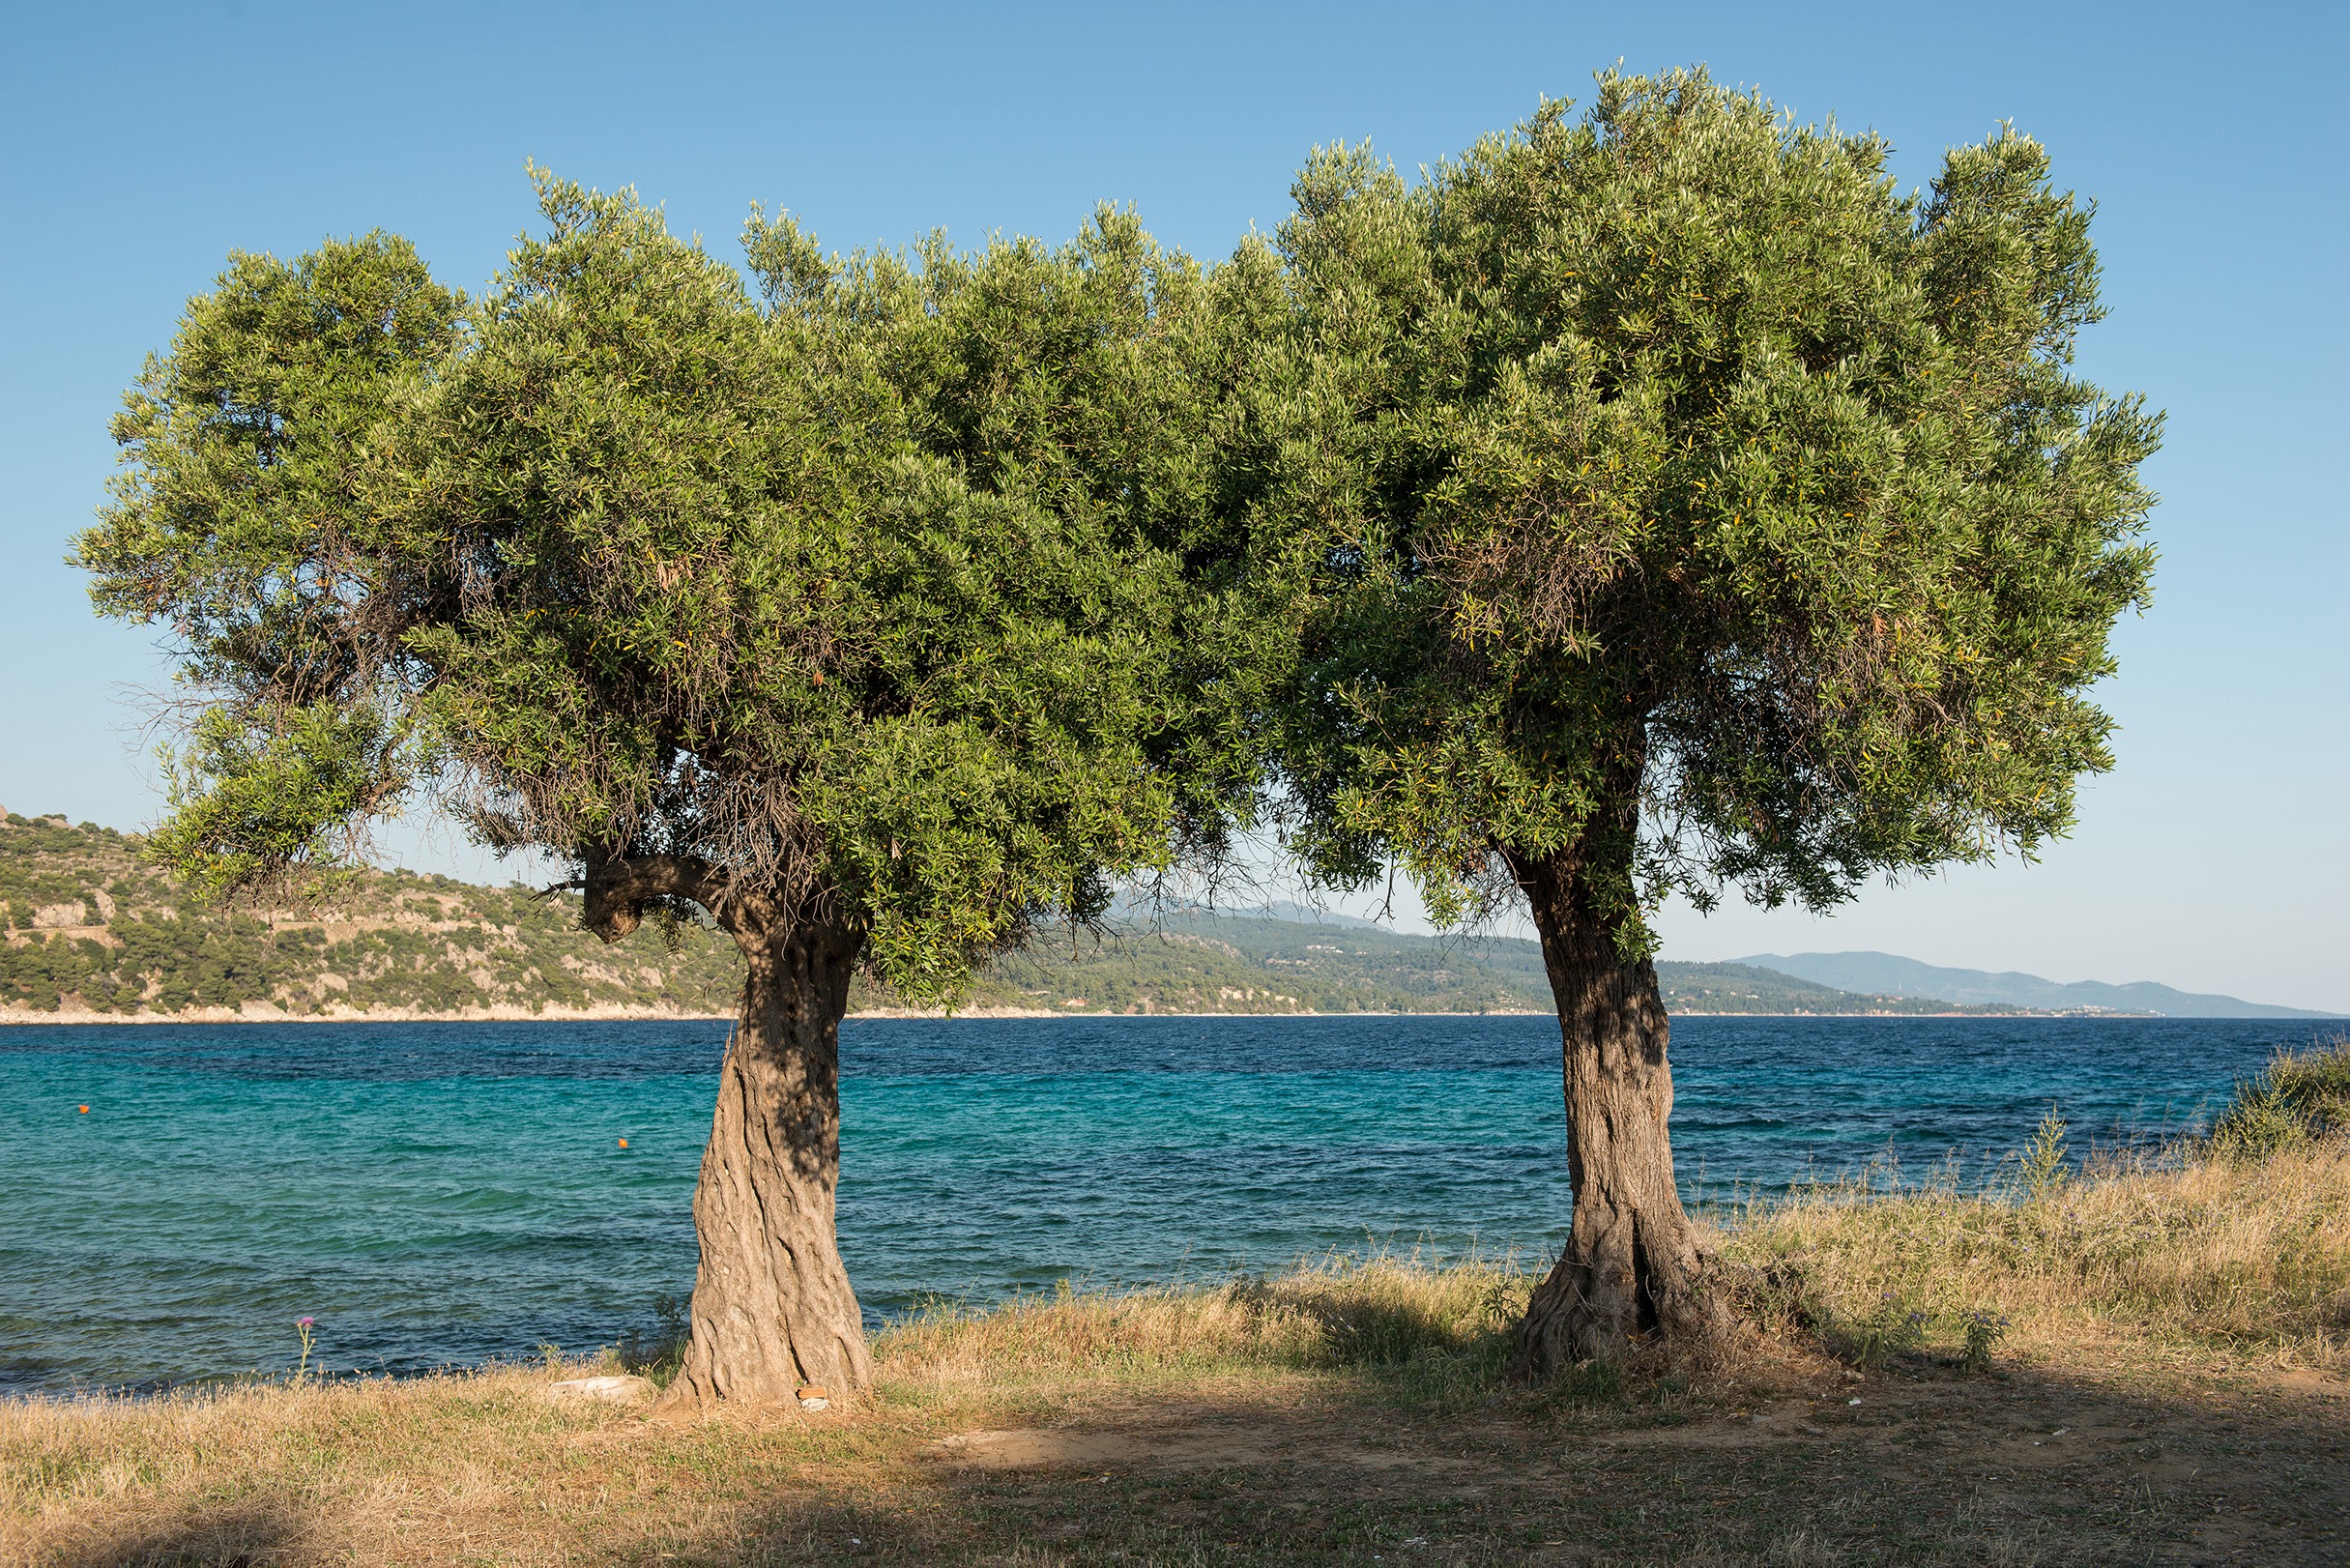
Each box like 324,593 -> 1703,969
545,1375 -> 655,1403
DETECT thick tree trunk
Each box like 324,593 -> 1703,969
1509,846 -> 1724,1381
658,915 -> 872,1408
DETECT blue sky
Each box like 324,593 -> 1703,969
2,1 -> 2342,1008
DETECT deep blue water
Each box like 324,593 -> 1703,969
1,1014 -> 2326,1394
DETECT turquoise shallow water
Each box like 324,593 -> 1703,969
1,1014 -> 2326,1393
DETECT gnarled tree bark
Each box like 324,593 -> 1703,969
581,852 -> 871,1408
1507,841 -> 1725,1381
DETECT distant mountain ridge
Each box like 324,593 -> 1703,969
992,917 -> 2016,1017
1737,951 -> 2333,1019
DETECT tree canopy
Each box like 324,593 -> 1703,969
74,175 -> 1278,1001
1256,68 -> 2161,941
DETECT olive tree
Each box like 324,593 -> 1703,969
1253,71 -> 2160,1375
74,177 -> 1272,1405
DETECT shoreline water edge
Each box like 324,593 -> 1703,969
3,1004 -> 2186,1025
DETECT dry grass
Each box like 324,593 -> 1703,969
1716,1139 -> 2350,1374
1712,1039 -> 2350,1379
7,1095 -> 2348,1565
880,1253 -> 1523,1404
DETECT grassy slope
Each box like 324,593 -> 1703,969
1,813 -> 2004,1019
7,1100 -> 2344,1565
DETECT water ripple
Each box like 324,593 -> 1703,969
1,1014 -> 2318,1392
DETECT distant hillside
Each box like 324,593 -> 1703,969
1650,960 -> 2016,1017
1739,950 -> 2331,1019
1019,919 -> 2015,1017
977,914 -> 1541,1014
5,811 -> 2016,1021
0,812 -> 744,1021
0,813 -> 1523,1020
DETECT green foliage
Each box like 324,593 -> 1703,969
74,175 -> 1277,1002
68,78 -> 2166,1000
1251,68 -> 2161,944
72,235 -> 461,899
611,1293 -> 693,1388
2211,1039 -> 2350,1161
1960,1308 -> 2010,1372
76,232 -> 461,683
2016,1108 -> 2072,1197
1831,1290 -> 1929,1371
147,704 -> 405,902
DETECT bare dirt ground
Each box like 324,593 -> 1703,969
906,1349 -> 2349,1565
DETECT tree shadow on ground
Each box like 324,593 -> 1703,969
31,1350 -> 2344,1566
30,1497 -> 309,1568
676,1351 -> 2348,1567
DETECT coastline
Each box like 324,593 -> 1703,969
2,1003 -> 2138,1025
0,1001 -> 734,1027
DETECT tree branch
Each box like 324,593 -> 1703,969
581,850 -> 730,944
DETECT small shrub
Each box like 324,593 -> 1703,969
1479,1273 -> 1531,1326
1959,1309 -> 2010,1373
1721,1259 -> 1816,1335
2272,1039 -> 2350,1130
1832,1291 -> 1928,1371
2016,1108 -> 2071,1198
613,1292 -> 691,1384
2212,1088 -> 2309,1161
2212,1038 -> 2350,1161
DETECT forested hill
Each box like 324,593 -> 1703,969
0,813 -> 742,1021
2,812 -> 2013,1021
980,916 -> 2016,1016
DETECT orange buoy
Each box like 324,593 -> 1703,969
77,1105 -> 89,1114
617,1138 -> 628,1148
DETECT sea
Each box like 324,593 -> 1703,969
1,1014 -> 2331,1396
